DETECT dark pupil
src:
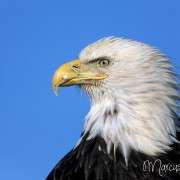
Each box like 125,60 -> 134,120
101,60 -> 108,66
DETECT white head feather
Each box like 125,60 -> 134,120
76,37 -> 179,163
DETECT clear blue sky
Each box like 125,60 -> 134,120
0,0 -> 180,179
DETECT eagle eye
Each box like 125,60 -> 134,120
98,59 -> 110,67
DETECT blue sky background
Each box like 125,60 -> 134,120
0,0 -> 180,179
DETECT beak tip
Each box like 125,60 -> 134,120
54,91 -> 58,96
52,86 -> 59,96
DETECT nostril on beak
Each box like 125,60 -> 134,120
71,64 -> 79,73
72,64 -> 79,69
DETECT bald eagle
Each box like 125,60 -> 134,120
46,37 -> 180,180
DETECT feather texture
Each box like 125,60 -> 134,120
46,132 -> 180,180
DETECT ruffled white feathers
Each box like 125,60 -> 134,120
77,37 -> 179,162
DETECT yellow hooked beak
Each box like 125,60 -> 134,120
52,59 -> 107,95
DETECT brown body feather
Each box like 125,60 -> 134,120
46,132 -> 180,180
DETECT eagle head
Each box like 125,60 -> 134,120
52,37 -> 179,163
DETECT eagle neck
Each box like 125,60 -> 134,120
78,89 -> 178,164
